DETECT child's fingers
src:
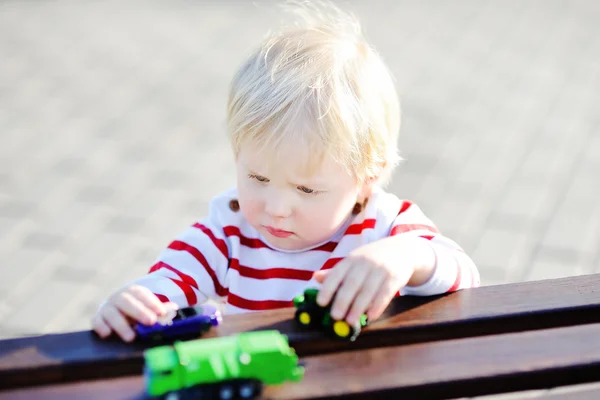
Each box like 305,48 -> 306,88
161,301 -> 179,312
312,270 -> 328,283
155,302 -> 179,324
91,313 -> 112,339
330,263 -> 369,321
316,260 -> 350,307
367,279 -> 399,321
113,292 -> 156,326
163,302 -> 179,317
102,305 -> 136,342
129,285 -> 168,316
345,271 -> 386,325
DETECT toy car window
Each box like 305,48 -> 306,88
175,307 -> 198,320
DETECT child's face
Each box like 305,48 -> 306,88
236,142 -> 365,251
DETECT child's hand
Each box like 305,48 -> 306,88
92,285 -> 178,342
313,236 -> 435,325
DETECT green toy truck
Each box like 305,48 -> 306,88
143,330 -> 304,400
293,287 -> 368,341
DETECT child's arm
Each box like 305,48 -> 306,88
93,205 -> 231,342
392,201 -> 480,294
131,221 -> 230,307
314,201 -> 480,326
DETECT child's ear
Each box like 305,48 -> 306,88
359,162 -> 386,198
358,175 -> 377,199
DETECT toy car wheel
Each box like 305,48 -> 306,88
294,306 -> 313,327
238,380 -> 262,399
218,384 -> 234,400
163,392 -> 180,400
329,320 -> 358,340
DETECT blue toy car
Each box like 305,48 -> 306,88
135,303 -> 222,341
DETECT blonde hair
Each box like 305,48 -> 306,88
227,1 -> 401,185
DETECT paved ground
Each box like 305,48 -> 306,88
0,0 -> 598,341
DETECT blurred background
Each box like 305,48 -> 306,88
0,0 -> 598,339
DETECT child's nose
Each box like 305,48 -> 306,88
264,195 -> 292,218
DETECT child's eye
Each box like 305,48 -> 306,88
298,186 -> 319,195
248,174 -> 269,183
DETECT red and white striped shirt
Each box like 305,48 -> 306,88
132,187 -> 480,314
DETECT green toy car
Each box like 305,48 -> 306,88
144,330 -> 304,399
293,288 -> 368,341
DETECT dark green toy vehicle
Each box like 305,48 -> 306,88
293,288 -> 368,341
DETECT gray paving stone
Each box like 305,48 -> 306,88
43,282 -> 106,334
21,231 -> 66,251
75,184 -> 116,204
2,249 -> 67,302
525,255 -> 588,283
0,279 -> 85,336
494,182 -> 558,225
472,227 -> 533,283
52,264 -> 100,284
543,214 -> 598,255
0,199 -> 37,219
65,231 -> 135,279
0,301 -> 10,326
0,228 -> 55,293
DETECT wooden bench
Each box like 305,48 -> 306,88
1,274 -> 600,399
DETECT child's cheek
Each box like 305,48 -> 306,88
299,202 -> 341,242
238,190 -> 262,225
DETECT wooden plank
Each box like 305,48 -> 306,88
2,323 -> 600,400
467,382 -> 600,400
1,274 -> 600,389
539,382 -> 600,399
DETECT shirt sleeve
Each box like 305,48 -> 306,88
130,198 -> 231,308
388,201 -> 481,296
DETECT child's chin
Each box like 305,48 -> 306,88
265,234 -> 306,251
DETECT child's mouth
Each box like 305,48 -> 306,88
264,226 -> 293,238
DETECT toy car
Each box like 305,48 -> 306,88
144,330 -> 304,399
135,304 -> 222,342
293,287 -> 368,341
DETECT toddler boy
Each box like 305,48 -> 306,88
93,2 -> 480,342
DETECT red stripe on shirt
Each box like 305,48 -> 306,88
447,257 -> 462,293
223,226 -> 270,249
313,241 -> 339,252
154,293 -> 170,303
165,242 -> 228,296
149,261 -> 199,290
398,201 -> 413,215
390,224 -> 439,236
320,257 -> 343,271
168,277 -> 197,305
193,223 -> 228,259
345,218 -> 376,235
227,292 -> 293,311
229,259 -> 314,281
